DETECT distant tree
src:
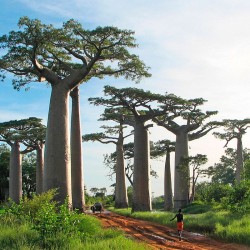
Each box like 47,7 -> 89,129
213,119 -> 250,183
22,152 -> 36,198
179,154 -> 208,202
151,140 -> 175,211
0,17 -> 150,205
21,125 -> 46,194
0,118 -> 44,203
0,144 -> 10,200
83,122 -> 131,208
99,187 -> 107,196
154,97 -> 218,209
89,187 -> 99,196
206,148 -> 250,185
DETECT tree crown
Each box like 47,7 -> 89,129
0,17 -> 151,90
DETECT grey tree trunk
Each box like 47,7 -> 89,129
132,121 -> 152,212
70,87 -> 85,211
115,131 -> 128,208
174,129 -> 189,210
164,151 -> 173,211
44,84 -> 72,205
36,144 -> 44,194
9,142 -> 22,203
236,135 -> 244,183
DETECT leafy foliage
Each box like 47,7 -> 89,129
22,152 -> 36,198
206,148 -> 250,184
0,17 -> 151,90
213,119 -> 250,147
0,144 -> 10,200
0,190 -> 146,249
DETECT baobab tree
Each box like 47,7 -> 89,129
104,141 -> 158,202
0,144 -> 10,200
0,17 -> 150,204
70,86 -> 85,211
83,123 -> 131,208
89,86 -> 167,211
151,140 -> 175,211
21,125 -> 46,194
0,117 -> 44,203
213,119 -> 250,183
154,97 -> 218,209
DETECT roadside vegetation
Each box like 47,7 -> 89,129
0,190 -> 149,250
111,180 -> 250,246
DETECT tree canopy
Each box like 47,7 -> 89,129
0,17 -> 151,90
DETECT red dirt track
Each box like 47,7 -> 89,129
91,211 -> 250,250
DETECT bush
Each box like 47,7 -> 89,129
183,201 -> 212,214
0,190 -> 148,249
196,182 -> 233,203
220,181 -> 250,213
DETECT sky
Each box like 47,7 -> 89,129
0,0 -> 250,197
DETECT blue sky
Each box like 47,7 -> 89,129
0,0 -> 250,196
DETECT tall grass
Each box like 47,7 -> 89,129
215,215 -> 250,245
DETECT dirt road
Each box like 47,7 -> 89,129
91,211 -> 250,250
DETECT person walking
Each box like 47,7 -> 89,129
170,208 -> 184,241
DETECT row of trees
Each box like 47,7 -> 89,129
0,146 -> 37,200
0,118 -> 45,202
0,17 -> 151,210
0,17 -> 249,212
83,85 -> 250,211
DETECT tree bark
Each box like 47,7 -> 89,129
164,151 -> 173,211
70,87 -> 85,211
132,121 -> 152,212
115,131 -> 128,208
44,83 -> 72,205
174,129 -> 190,210
9,142 -> 22,203
236,135 -> 244,183
36,144 -> 44,194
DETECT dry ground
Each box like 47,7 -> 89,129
90,210 -> 250,250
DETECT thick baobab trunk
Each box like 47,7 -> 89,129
9,142 -> 22,203
36,145 -> 44,194
70,87 -> 85,211
174,130 -> 189,210
236,136 -> 244,183
115,133 -> 128,208
132,121 -> 152,212
164,151 -> 173,211
44,84 -> 72,205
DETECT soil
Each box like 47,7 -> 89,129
89,210 -> 250,250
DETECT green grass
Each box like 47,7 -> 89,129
110,205 -> 250,246
0,192 -> 149,250
0,214 -> 149,250
0,223 -> 40,250
215,215 -> 250,245
1,193 -> 249,248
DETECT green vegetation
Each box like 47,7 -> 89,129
0,190 -> 149,250
111,201 -> 250,246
